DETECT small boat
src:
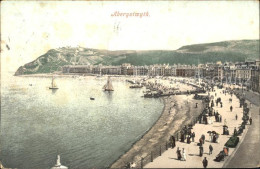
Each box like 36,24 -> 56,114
103,77 -> 114,91
90,97 -> 95,100
51,155 -> 68,169
49,76 -> 58,89
130,84 -> 143,88
29,84 -> 32,86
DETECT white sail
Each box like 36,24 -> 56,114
103,77 -> 114,91
50,76 -> 58,89
51,155 -> 68,169
52,77 -> 57,88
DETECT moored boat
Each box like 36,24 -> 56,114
49,76 -> 58,89
103,77 -> 114,91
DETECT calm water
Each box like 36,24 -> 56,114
0,74 -> 164,169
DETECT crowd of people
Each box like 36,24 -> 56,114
169,83 -> 254,168
125,82 -> 254,168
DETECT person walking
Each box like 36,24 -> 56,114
181,148 -> 186,161
249,117 -> 252,125
199,145 -> 204,157
201,134 -> 205,144
187,135 -> 191,144
202,157 -> 208,168
216,134 -> 219,143
230,105 -> 233,112
209,145 -> 213,155
192,132 -> 195,142
235,114 -> 238,120
170,136 -> 176,149
233,127 -> 238,136
177,147 -> 181,160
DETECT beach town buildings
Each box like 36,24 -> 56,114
61,60 -> 260,93
251,60 -> 260,92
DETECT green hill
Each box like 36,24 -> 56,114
15,39 -> 259,75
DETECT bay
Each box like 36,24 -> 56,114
0,74 -> 164,169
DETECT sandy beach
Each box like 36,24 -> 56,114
110,92 -> 205,168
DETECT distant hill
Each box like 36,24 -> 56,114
15,39 -> 259,75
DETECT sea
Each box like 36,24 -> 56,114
0,73 -> 164,169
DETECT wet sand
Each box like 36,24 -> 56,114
110,94 -> 205,168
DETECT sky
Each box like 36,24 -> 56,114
1,1 -> 259,72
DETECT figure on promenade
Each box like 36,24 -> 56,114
201,134 -> 205,144
209,145 -> 213,155
233,127 -> 238,136
219,115 -> 222,122
199,145 -> 204,157
223,147 -> 228,156
211,100 -> 214,108
176,147 -> 182,160
215,150 -> 225,162
187,135 -> 191,144
170,136 -> 176,149
203,115 -> 208,124
215,133 -> 219,143
235,114 -> 238,120
249,117 -> 252,125
180,132 -> 185,142
199,137 -> 203,146
181,148 -> 186,161
230,105 -> 233,112
191,132 -> 195,142
208,132 -> 212,142
220,102 -> 223,108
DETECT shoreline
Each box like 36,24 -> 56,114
110,94 -> 205,168
108,97 -> 167,168
12,73 -> 206,168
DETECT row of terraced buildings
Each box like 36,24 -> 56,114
62,60 -> 260,92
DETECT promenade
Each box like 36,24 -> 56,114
145,85 -> 247,168
224,89 -> 260,168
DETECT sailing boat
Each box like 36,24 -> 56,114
49,76 -> 59,89
103,76 -> 114,91
51,155 -> 68,169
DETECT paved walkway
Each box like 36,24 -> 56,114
145,86 -> 246,168
224,97 -> 260,168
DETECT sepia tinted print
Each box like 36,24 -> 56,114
1,1 -> 259,168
